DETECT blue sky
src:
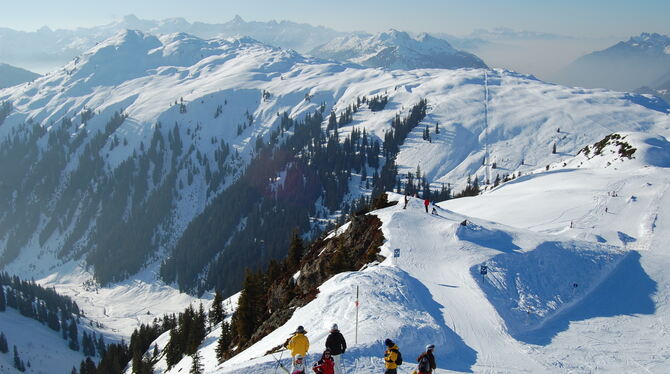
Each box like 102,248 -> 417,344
2,0 -> 669,37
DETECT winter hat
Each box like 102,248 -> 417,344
295,354 -> 303,360
331,323 -> 339,331
426,344 -> 435,351
384,338 -> 394,347
296,325 -> 306,334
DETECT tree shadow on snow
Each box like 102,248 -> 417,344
515,251 -> 656,346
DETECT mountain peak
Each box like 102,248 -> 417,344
310,30 -> 486,70
231,14 -> 245,24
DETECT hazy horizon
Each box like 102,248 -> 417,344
2,0 -> 668,38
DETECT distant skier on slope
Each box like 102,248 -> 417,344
403,193 -> 409,209
325,324 -> 346,374
287,326 -> 310,371
312,349 -> 335,374
416,344 -> 436,373
383,338 -> 401,374
424,198 -> 429,213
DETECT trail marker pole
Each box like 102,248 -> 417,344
480,265 -> 488,281
355,285 -> 359,345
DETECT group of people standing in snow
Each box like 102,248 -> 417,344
404,193 -> 438,215
283,325 -> 437,374
284,324 -> 346,374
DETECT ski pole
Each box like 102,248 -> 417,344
271,352 -> 290,374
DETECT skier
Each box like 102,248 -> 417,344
424,198 -> 429,213
416,344 -> 436,373
325,323 -> 346,374
312,349 -> 335,374
403,193 -> 409,209
431,202 -> 437,215
291,354 -> 307,374
383,338 -> 401,374
287,326 -> 310,371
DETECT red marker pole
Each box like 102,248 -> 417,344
355,285 -> 359,345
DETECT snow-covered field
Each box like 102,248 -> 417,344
1,29 -> 670,373
147,133 -> 670,373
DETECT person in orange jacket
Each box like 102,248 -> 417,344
383,338 -> 400,374
287,326 -> 310,371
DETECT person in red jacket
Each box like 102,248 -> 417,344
312,349 -> 335,374
424,198 -> 429,213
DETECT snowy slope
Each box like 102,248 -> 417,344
1,29 -> 670,342
144,131 -> 670,373
0,63 -> 39,89
0,308 -> 95,374
310,30 -> 487,70
148,133 -> 670,373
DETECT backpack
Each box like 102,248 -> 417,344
418,356 -> 431,372
391,348 -> 403,365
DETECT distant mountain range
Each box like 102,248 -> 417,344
552,32 -> 670,91
0,63 -> 39,88
310,29 -> 488,70
0,14 -> 345,73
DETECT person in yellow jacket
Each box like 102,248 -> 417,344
287,326 -> 310,371
383,338 -> 400,374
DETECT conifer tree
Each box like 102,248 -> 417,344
287,229 -> 304,267
14,345 -> 25,372
209,289 -> 225,327
165,328 -> 182,369
0,285 -> 5,311
68,317 -> 80,351
0,332 -> 8,353
190,351 -> 203,374
79,357 -> 96,374
215,321 -> 232,363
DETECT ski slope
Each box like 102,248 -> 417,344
1,30 -> 670,371
143,133 -> 670,373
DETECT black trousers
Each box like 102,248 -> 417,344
385,369 -> 397,374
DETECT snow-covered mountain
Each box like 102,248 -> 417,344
0,14 -> 344,73
636,70 -> 670,104
0,63 -> 39,89
137,131 -> 670,373
1,29 -> 670,371
553,32 -> 670,91
309,29 -> 488,70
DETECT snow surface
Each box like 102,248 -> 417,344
144,133 -> 670,373
1,30 -> 670,373
0,308 -> 89,374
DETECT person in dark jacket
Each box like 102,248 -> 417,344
416,344 -> 436,373
325,323 -> 346,374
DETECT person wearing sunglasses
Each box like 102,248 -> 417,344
312,349 -> 335,374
